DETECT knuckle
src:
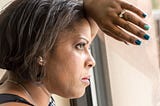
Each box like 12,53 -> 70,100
137,30 -> 144,37
137,21 -> 143,27
116,31 -> 124,38
128,37 -> 135,43
123,23 -> 131,30
125,13 -> 132,20
137,21 -> 141,26
108,10 -> 116,17
129,4 -> 134,9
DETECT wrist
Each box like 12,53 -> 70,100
83,0 -> 92,4
83,0 -> 94,14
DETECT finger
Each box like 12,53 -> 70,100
119,1 -> 147,18
122,11 -> 150,30
115,18 -> 150,40
102,29 -> 123,42
107,25 -> 142,45
102,29 -> 130,45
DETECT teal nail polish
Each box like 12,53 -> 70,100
144,24 -> 150,30
135,40 -> 141,45
142,13 -> 147,18
143,34 -> 150,40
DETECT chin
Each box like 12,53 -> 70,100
69,90 -> 86,99
56,87 -> 87,99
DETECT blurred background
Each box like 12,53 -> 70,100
1,0 -> 160,106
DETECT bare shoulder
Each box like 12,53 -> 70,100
0,102 -> 31,106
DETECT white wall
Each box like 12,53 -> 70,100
105,0 -> 160,106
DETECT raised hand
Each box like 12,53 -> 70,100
84,0 -> 150,45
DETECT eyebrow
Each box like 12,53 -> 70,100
78,35 -> 89,44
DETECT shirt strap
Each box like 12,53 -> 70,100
0,93 -> 34,106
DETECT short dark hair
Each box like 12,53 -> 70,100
0,0 -> 85,82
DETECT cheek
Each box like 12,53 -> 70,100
62,53 -> 84,78
45,47 -> 88,97
46,52 -> 84,86
59,49 -> 86,71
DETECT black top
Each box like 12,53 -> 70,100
0,93 -> 56,106
0,93 -> 34,105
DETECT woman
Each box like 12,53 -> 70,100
0,0 -> 149,106
0,0 -> 97,105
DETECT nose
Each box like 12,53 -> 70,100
85,51 -> 96,68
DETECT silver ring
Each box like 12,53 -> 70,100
119,10 -> 126,18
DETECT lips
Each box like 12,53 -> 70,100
81,75 -> 91,85
82,77 -> 89,80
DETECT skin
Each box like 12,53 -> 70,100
84,0 -> 149,45
43,18 -> 98,98
0,18 -> 98,105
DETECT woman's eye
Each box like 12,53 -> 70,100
76,43 -> 86,50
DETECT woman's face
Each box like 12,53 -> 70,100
44,18 -> 98,98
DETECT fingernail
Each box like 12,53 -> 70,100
142,13 -> 147,18
143,34 -> 150,40
135,40 -> 141,45
144,24 -> 150,30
